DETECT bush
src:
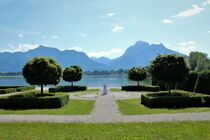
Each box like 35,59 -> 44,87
121,85 -> 159,92
16,86 -> 35,92
0,91 -> 69,109
0,86 -> 35,94
195,70 -> 210,94
184,72 -> 198,92
141,91 -> 203,108
0,88 -> 16,94
49,86 -> 87,93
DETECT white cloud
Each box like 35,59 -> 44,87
175,4 -> 204,17
87,48 -> 124,58
18,33 -> 24,38
52,35 -> 59,39
202,0 -> 210,6
68,46 -> 83,52
161,19 -> 174,24
208,30 -> 210,33
5,43 -> 39,52
112,25 -> 124,33
177,41 -> 197,54
106,12 -> 115,17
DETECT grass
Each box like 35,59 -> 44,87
109,88 -> 122,92
0,99 -> 95,115
0,121 -> 210,139
117,98 -> 210,115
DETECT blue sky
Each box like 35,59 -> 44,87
0,0 -> 209,58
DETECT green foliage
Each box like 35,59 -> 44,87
141,90 -> 209,108
63,65 -> 83,86
23,57 -> 62,94
128,67 -> 147,86
195,70 -> 210,94
0,91 -> 69,109
0,88 -> 16,94
121,85 -> 159,92
150,54 -> 189,93
0,86 -> 35,94
49,86 -> 87,93
184,72 -> 199,92
188,51 -> 210,72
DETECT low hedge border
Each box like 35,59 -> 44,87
0,86 -> 35,94
0,91 -> 69,109
49,86 -> 87,93
121,85 -> 160,92
141,90 -> 210,108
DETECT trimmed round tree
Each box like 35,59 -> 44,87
23,57 -> 62,94
150,55 -> 189,93
128,67 -> 147,86
63,65 -> 83,86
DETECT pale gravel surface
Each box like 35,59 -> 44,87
1,90 -> 210,123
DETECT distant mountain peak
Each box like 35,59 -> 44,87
134,41 -> 149,46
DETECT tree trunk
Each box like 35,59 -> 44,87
71,82 -> 73,87
168,84 -> 171,94
137,81 -> 140,87
41,84 -> 43,94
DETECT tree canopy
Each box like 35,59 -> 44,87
128,67 -> 147,86
23,57 -> 62,94
188,51 -> 210,72
63,65 -> 83,86
150,55 -> 189,93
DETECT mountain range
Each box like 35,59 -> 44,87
0,41 -> 183,72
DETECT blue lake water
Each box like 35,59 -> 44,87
0,75 -> 151,88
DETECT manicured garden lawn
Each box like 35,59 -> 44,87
117,98 -> 210,115
0,99 -> 95,115
109,88 -> 122,92
0,121 -> 210,140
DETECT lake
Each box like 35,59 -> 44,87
0,74 -> 151,88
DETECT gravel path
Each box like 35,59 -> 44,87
1,91 -> 210,123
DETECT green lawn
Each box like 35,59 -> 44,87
0,122 -> 210,140
0,99 -> 95,115
117,98 -> 210,115
109,88 -> 122,92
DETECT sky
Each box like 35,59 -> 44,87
0,0 -> 209,59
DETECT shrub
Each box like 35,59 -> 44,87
184,72 -> 199,92
16,86 -> 35,92
23,57 -> 62,94
121,85 -> 159,92
150,55 -> 189,93
141,90 -> 204,108
0,88 -> 16,94
195,70 -> 210,94
63,65 -> 83,86
0,91 -> 69,109
128,67 -> 147,86
49,86 -> 87,93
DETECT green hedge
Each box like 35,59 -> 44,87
0,91 -> 69,109
49,86 -> 87,93
121,85 -> 160,92
0,88 -> 17,94
195,70 -> 210,95
141,90 -> 207,108
0,86 -> 35,94
184,72 -> 198,92
16,86 -> 35,92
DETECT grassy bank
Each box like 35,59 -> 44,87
117,98 -> 210,115
0,121 -> 209,140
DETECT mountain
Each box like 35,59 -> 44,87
108,41 -> 183,69
0,41 -> 184,72
0,45 -> 108,72
91,57 -> 112,65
